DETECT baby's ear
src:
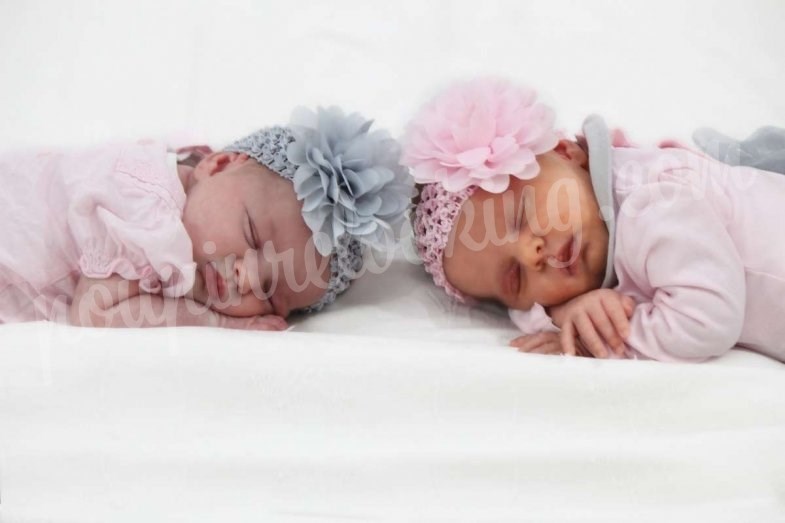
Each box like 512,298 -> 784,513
554,139 -> 589,169
192,151 -> 250,180
176,145 -> 214,167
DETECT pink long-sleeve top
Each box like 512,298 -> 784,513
0,141 -> 195,323
512,139 -> 785,363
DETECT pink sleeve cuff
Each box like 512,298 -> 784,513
508,303 -> 560,336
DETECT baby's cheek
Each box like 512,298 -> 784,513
536,280 -> 580,309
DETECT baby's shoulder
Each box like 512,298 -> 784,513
610,146 -> 703,192
610,145 -> 742,217
112,140 -> 185,211
63,140 -> 185,213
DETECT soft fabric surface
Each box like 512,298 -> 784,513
1,1 -> 784,521
2,258 -> 785,522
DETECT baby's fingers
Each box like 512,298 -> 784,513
510,332 -> 558,353
527,340 -> 564,355
560,321 -> 579,356
560,322 -> 598,358
622,295 -> 636,316
575,339 -> 594,358
587,305 -> 624,354
573,312 -> 611,358
248,315 -> 288,331
600,299 -> 630,355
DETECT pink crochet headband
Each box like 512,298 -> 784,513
403,78 -> 559,301
412,183 -> 477,301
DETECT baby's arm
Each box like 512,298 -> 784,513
610,181 -> 745,362
68,274 -> 285,330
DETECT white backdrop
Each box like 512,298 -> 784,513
2,1 -> 785,522
1,0 -> 783,148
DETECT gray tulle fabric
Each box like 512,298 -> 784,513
225,126 -> 364,313
287,106 -> 413,257
693,126 -> 785,175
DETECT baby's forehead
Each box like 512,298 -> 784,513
464,182 -> 526,215
239,162 -> 300,204
242,160 -> 291,187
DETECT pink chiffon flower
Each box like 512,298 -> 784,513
402,78 -> 559,193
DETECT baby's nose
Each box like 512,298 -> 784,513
520,236 -> 545,271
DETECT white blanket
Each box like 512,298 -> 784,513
2,0 -> 785,521
3,259 -> 785,521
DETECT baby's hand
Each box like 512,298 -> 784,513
217,314 -> 288,331
549,289 -> 635,358
509,332 -> 593,357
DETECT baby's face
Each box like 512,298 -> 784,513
181,152 -> 330,318
442,140 -> 609,311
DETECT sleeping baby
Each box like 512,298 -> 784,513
0,107 -> 413,329
403,77 -> 785,363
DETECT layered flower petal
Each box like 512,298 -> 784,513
402,78 -> 558,193
287,106 -> 415,256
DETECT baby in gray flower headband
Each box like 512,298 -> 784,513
183,106 -> 414,323
25,106 -> 413,330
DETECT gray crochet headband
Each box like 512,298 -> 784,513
225,106 -> 413,313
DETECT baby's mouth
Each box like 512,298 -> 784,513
550,235 -> 580,277
204,262 -> 227,302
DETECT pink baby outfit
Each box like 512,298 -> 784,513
0,141 -> 195,323
512,117 -> 785,363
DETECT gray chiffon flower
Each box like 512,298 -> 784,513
286,106 -> 414,256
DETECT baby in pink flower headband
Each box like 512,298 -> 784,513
403,77 -> 785,363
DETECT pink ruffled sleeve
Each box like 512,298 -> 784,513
508,303 -> 559,335
66,141 -> 196,298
